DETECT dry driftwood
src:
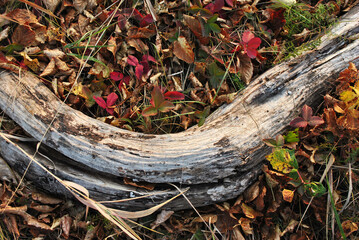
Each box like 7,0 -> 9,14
0,6 -> 359,210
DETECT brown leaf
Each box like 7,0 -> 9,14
30,203 -> 57,213
3,214 -> 20,238
6,9 -> 39,25
280,219 -> 298,236
239,217 -> 253,235
342,220 -> 358,237
183,15 -> 209,45
43,49 -> 65,59
173,36 -> 195,64
32,192 -> 62,204
0,26 -> 9,42
254,186 -> 266,211
11,25 -> 36,46
243,181 -> 260,203
282,189 -> 294,203
0,206 -> 52,230
241,203 -> 263,219
42,0 -> 61,12
192,214 -> 218,223
127,27 -> 156,39
151,210 -> 174,229
128,38 -> 149,52
40,58 -> 57,77
61,215 -> 72,239
239,54 -> 253,85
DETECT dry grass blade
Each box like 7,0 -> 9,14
17,0 -> 58,18
339,163 -> 353,213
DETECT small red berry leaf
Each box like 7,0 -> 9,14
308,116 -> 325,127
142,54 -> 157,64
151,86 -> 165,108
164,91 -> 185,100
158,100 -> 175,113
139,14 -> 154,27
242,31 -> 254,43
241,31 -> 261,59
110,72 -> 123,81
135,64 -> 144,80
301,105 -> 313,121
93,96 -> 107,109
290,117 -> 308,128
106,107 -> 115,115
127,55 -> 139,66
142,106 -> 158,117
106,92 -> 118,107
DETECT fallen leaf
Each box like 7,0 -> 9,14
342,220 -> 358,237
239,217 -> 253,235
150,210 -> 174,229
282,189 -> 294,203
173,36 -> 195,64
238,54 -> 253,85
32,192 -> 63,204
61,215 -> 72,239
241,203 -> 263,219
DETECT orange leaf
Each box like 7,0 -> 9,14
282,189 -> 294,203
173,36 -> 195,64
241,203 -> 263,219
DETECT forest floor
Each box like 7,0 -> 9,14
0,0 -> 359,239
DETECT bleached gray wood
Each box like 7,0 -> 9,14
0,6 -> 358,209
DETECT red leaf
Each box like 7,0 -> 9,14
135,64 -> 144,80
142,54 -> 157,63
301,105 -> 313,121
247,37 -> 261,49
242,31 -> 261,59
164,91 -> 185,100
151,86 -> 165,108
106,108 -> 115,115
93,96 -> 107,109
127,55 -> 139,66
123,76 -> 130,85
225,0 -> 233,7
290,117 -> 308,128
205,0 -> 224,13
308,116 -> 325,127
110,72 -> 123,81
106,92 -> 118,107
242,31 -> 255,43
139,14 -> 154,27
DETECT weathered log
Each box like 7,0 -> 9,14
0,6 -> 359,210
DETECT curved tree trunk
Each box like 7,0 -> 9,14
0,6 -> 359,210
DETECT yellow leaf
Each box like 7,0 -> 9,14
266,149 -> 293,174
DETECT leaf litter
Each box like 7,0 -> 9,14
0,0 -> 358,239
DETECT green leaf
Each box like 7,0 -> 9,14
208,23 -> 221,33
208,62 -> 225,88
306,182 -> 326,197
142,106 -> 158,117
158,101 -> 175,113
284,129 -> 299,143
196,106 -> 210,127
151,86 -> 165,108
266,148 -> 294,173
207,14 -> 218,23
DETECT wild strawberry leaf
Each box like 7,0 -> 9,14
142,54 -> 157,63
301,105 -> 313,121
290,117 -> 308,128
142,106 -> 158,117
164,91 -> 185,100
242,31 -> 255,43
139,14 -> 154,27
308,116 -> 325,127
127,55 -> 139,66
135,64 -> 144,80
158,101 -> 175,112
151,86 -> 165,108
110,72 -> 123,81
93,96 -> 107,109
208,62 -> 225,88
106,92 -> 118,107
